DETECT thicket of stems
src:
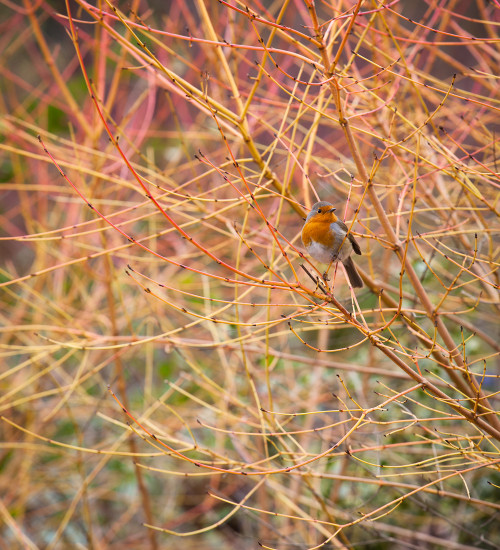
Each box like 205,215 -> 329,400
0,1 -> 499,549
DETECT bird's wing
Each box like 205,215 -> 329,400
348,233 -> 362,255
335,220 -> 349,233
335,220 -> 362,255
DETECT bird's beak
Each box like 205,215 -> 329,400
329,208 -> 336,213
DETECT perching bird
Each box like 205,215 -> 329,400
301,201 -> 363,288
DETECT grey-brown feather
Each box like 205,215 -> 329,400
349,234 -> 362,255
343,256 -> 363,287
332,219 -> 362,256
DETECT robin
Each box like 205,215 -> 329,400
301,201 -> 363,288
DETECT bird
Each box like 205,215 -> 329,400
301,201 -> 363,288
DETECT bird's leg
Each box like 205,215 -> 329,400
323,257 -> 336,282
299,264 -> 328,295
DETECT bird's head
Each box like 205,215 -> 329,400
305,201 -> 337,223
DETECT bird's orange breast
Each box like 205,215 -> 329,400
301,220 -> 336,249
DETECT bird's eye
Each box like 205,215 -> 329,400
317,208 -> 322,213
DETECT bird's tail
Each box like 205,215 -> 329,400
343,257 -> 363,288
